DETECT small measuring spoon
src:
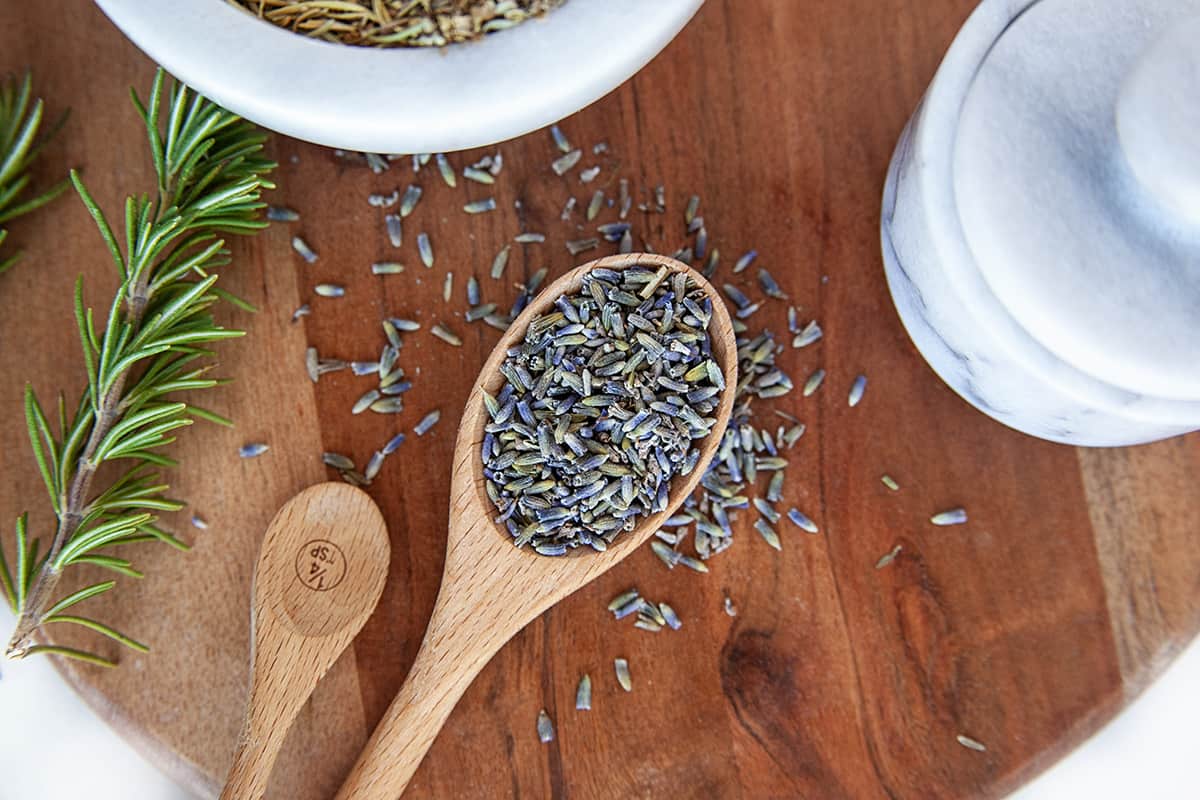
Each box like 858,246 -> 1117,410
335,253 -> 737,799
220,482 -> 389,800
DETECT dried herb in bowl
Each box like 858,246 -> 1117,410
481,266 -> 725,556
227,0 -> 567,48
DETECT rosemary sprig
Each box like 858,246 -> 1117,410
1,69 -> 275,666
0,71 -> 70,274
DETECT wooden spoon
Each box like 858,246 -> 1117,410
335,253 -> 737,799
220,482 -> 390,800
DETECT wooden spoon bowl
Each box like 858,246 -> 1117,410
221,483 -> 389,800
335,253 -> 737,799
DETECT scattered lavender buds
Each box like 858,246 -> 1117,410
753,497 -> 781,523
385,213 -> 402,247
848,374 -> 867,407
289,134 -> 915,620
353,389 -> 381,414
436,153 -> 456,187
575,674 -> 592,710
383,432 -> 406,455
463,166 -> 495,185
267,205 -> 299,222
722,283 -> 750,310
931,508 -> 968,526
364,450 -> 386,481
614,658 -> 632,692
659,603 -> 682,630
467,303 -> 498,322
414,409 -> 442,435
365,153 -> 388,174
875,544 -> 902,569
787,508 -> 819,533
239,443 -> 269,459
305,346 -> 320,382
802,368 -> 826,397
733,250 -> 757,273
323,452 -> 356,471
431,323 -> 462,346
755,518 -> 782,550
566,238 -> 598,256
607,588 -> 639,612
399,184 -> 422,217
536,710 -> 555,743
793,320 -> 823,349
291,235 -> 318,263
550,124 -> 571,153
620,229 -> 633,254
464,197 -> 496,214
417,232 -> 434,267
586,190 -> 604,221
956,734 -> 987,752
368,189 -> 398,208
389,317 -> 421,332
491,245 -> 510,279
552,149 -> 582,176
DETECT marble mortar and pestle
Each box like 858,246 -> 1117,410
882,0 -> 1200,446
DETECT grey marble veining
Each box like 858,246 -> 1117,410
880,0 -> 1200,446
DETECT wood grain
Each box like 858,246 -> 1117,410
222,483 -> 389,800
2,1 -> 1199,799
335,254 -> 737,799
1079,440 -> 1200,698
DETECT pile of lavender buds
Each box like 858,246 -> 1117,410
481,265 -> 725,556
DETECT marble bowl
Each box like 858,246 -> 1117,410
95,0 -> 705,153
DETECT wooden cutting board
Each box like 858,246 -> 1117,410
3,2 -> 1199,798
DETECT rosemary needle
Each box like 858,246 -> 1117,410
0,71 -> 71,274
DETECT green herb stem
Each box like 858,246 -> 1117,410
2,69 -> 275,664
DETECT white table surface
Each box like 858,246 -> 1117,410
1,603 -> 1197,798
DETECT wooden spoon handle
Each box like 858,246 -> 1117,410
220,628 -> 300,800
220,722 -> 289,800
334,617 -> 489,800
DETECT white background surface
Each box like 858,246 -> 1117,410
1,599 -> 1197,798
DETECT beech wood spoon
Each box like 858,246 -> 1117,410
220,482 -> 389,800
335,253 -> 736,799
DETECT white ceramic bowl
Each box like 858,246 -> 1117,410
96,0 -> 705,153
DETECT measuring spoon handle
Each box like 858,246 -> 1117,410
220,615 -> 313,800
